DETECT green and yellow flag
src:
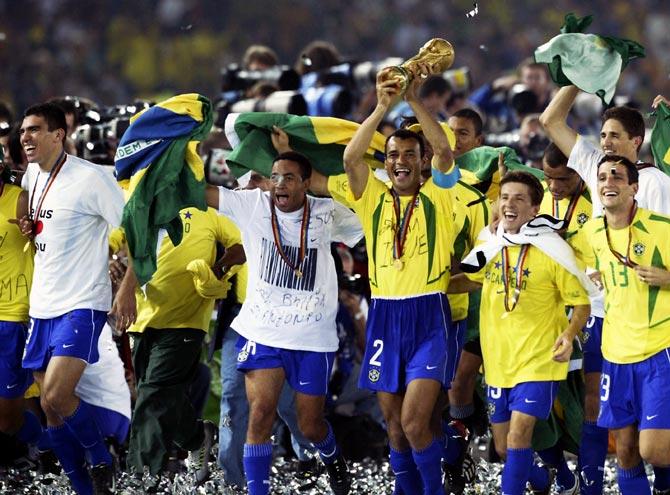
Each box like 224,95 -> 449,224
455,146 -> 544,202
534,13 -> 645,105
651,101 -> 670,176
224,112 -> 386,178
114,93 -> 212,285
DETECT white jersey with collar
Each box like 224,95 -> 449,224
568,135 -> 670,216
21,155 -> 124,318
218,187 -> 363,352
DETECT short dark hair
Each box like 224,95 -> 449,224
24,103 -> 67,143
597,154 -> 639,184
452,108 -> 483,136
272,151 -> 312,180
500,170 -> 544,206
242,44 -> 279,69
602,106 -> 645,150
419,75 -> 451,99
48,97 -> 78,124
385,129 -> 425,158
296,40 -> 341,75
542,142 -> 568,168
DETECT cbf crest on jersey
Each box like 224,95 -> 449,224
577,212 -> 589,226
633,242 -> 645,256
368,369 -> 380,383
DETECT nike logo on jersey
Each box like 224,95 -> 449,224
62,344 -> 75,348
524,398 -> 537,403
646,414 -> 659,421
6,383 -> 18,389
426,365 -> 438,370
184,338 -> 196,343
299,381 -> 311,386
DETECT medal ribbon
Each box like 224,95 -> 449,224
269,196 -> 310,274
552,182 -> 585,226
390,189 -> 419,262
29,151 -> 67,225
604,201 -> 638,268
501,244 -> 530,313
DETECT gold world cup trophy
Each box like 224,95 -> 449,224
382,38 -> 455,93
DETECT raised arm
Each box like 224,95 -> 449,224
539,85 -> 580,158
343,68 -> 400,200
308,169 -> 330,197
405,64 -> 454,174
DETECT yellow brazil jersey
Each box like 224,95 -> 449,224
449,181 -> 491,321
348,168 -> 456,298
539,184 -> 592,241
0,184 -> 32,322
570,208 -> 670,364
127,207 -> 241,333
466,245 -> 589,387
328,173 -> 352,208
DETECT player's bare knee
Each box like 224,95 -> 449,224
386,421 -> 408,450
615,441 -> 641,468
41,388 -> 67,417
506,428 -> 532,449
400,415 -> 430,446
247,403 -> 276,433
640,442 -> 670,467
297,417 -> 326,443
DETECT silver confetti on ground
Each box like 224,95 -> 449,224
0,443 -> 656,493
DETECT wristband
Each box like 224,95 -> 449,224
431,164 -> 460,188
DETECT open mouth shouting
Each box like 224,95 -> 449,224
502,210 -> 518,222
274,191 -> 290,208
393,167 -> 412,180
23,144 -> 36,160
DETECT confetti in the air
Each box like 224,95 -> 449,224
479,44 -> 488,52
180,24 -> 193,31
466,2 -> 479,18
302,54 -> 313,67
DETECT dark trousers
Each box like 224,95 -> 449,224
127,328 -> 205,474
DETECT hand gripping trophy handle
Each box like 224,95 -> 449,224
382,38 -> 455,93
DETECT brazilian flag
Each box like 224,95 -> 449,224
455,145 -> 544,202
114,93 -> 213,285
651,101 -> 670,176
224,112 -> 386,179
534,13 -> 645,105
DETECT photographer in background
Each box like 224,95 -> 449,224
243,45 -> 279,72
470,59 -> 553,133
518,114 -> 549,170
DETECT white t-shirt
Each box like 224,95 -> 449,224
218,188 -> 363,352
568,135 -> 670,216
76,323 -> 131,419
22,155 -> 124,318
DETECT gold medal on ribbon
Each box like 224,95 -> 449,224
393,259 -> 404,271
